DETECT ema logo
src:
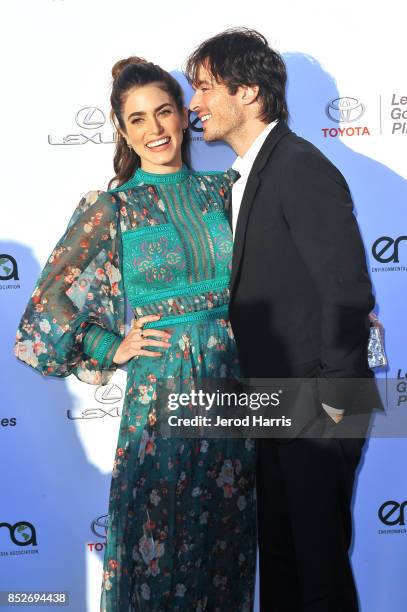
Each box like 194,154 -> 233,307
188,110 -> 204,142
0,521 -> 37,547
372,236 -> 407,263
0,254 -> 19,281
48,107 -> 115,146
378,501 -> 407,526
322,97 -> 370,138
188,110 -> 203,133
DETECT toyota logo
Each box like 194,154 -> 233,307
75,107 -> 106,130
326,97 -> 365,123
91,515 -> 109,539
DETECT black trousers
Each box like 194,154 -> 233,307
256,434 -> 365,612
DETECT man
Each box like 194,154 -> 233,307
186,28 -> 379,612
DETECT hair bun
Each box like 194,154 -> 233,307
111,56 -> 149,80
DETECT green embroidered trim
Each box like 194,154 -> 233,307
83,325 -> 104,357
132,276 -> 230,307
121,212 -> 227,244
204,211 -> 228,222
161,184 -> 195,283
104,335 -> 122,367
122,220 -> 189,304
178,183 -> 206,280
141,305 -> 229,329
185,182 -> 216,279
109,168 -> 236,193
203,211 -> 232,278
121,223 -> 177,242
127,165 -> 191,188
109,166 -> 190,192
91,331 -> 122,367
193,170 -> 224,176
121,212 -> 231,307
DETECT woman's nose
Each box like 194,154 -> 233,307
148,116 -> 164,134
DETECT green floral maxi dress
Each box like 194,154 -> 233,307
14,166 -> 256,612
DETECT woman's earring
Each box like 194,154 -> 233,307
127,141 -> 132,150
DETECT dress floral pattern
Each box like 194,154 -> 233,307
14,166 -> 256,611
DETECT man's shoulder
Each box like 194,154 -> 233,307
267,130 -> 345,182
277,131 -> 331,164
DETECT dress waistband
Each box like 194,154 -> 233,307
141,305 -> 229,329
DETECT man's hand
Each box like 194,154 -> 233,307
322,403 -> 344,424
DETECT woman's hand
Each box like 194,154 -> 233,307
112,315 -> 171,365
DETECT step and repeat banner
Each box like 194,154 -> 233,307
1,1 -> 406,611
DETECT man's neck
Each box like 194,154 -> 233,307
228,119 -> 270,157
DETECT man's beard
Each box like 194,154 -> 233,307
203,121 -> 229,143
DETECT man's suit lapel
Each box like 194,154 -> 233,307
230,121 -> 291,296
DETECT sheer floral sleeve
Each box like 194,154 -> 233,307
13,190 -> 126,385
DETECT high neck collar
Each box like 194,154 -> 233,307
131,165 -> 190,186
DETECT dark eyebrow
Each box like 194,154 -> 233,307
195,79 -> 211,88
127,102 -> 173,121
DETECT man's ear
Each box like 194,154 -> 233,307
238,85 -> 260,106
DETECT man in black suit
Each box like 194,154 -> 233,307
187,28 -> 379,611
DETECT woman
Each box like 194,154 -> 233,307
14,57 -> 256,611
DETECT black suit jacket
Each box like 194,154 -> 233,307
229,121 -> 380,416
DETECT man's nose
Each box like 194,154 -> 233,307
189,91 -> 200,112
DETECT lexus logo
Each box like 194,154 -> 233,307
326,97 -> 365,123
67,383 -> 123,419
372,236 -> 407,263
94,383 -> 123,404
75,107 -> 106,130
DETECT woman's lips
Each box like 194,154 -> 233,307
145,136 -> 171,151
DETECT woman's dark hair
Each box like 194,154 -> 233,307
185,28 -> 288,124
109,57 -> 191,188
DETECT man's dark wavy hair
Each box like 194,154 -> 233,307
185,27 -> 288,124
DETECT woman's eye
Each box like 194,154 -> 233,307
131,118 -> 142,124
159,109 -> 171,116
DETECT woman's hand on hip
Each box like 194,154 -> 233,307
112,315 -> 171,364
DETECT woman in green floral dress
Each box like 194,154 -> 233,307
14,57 -> 256,611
